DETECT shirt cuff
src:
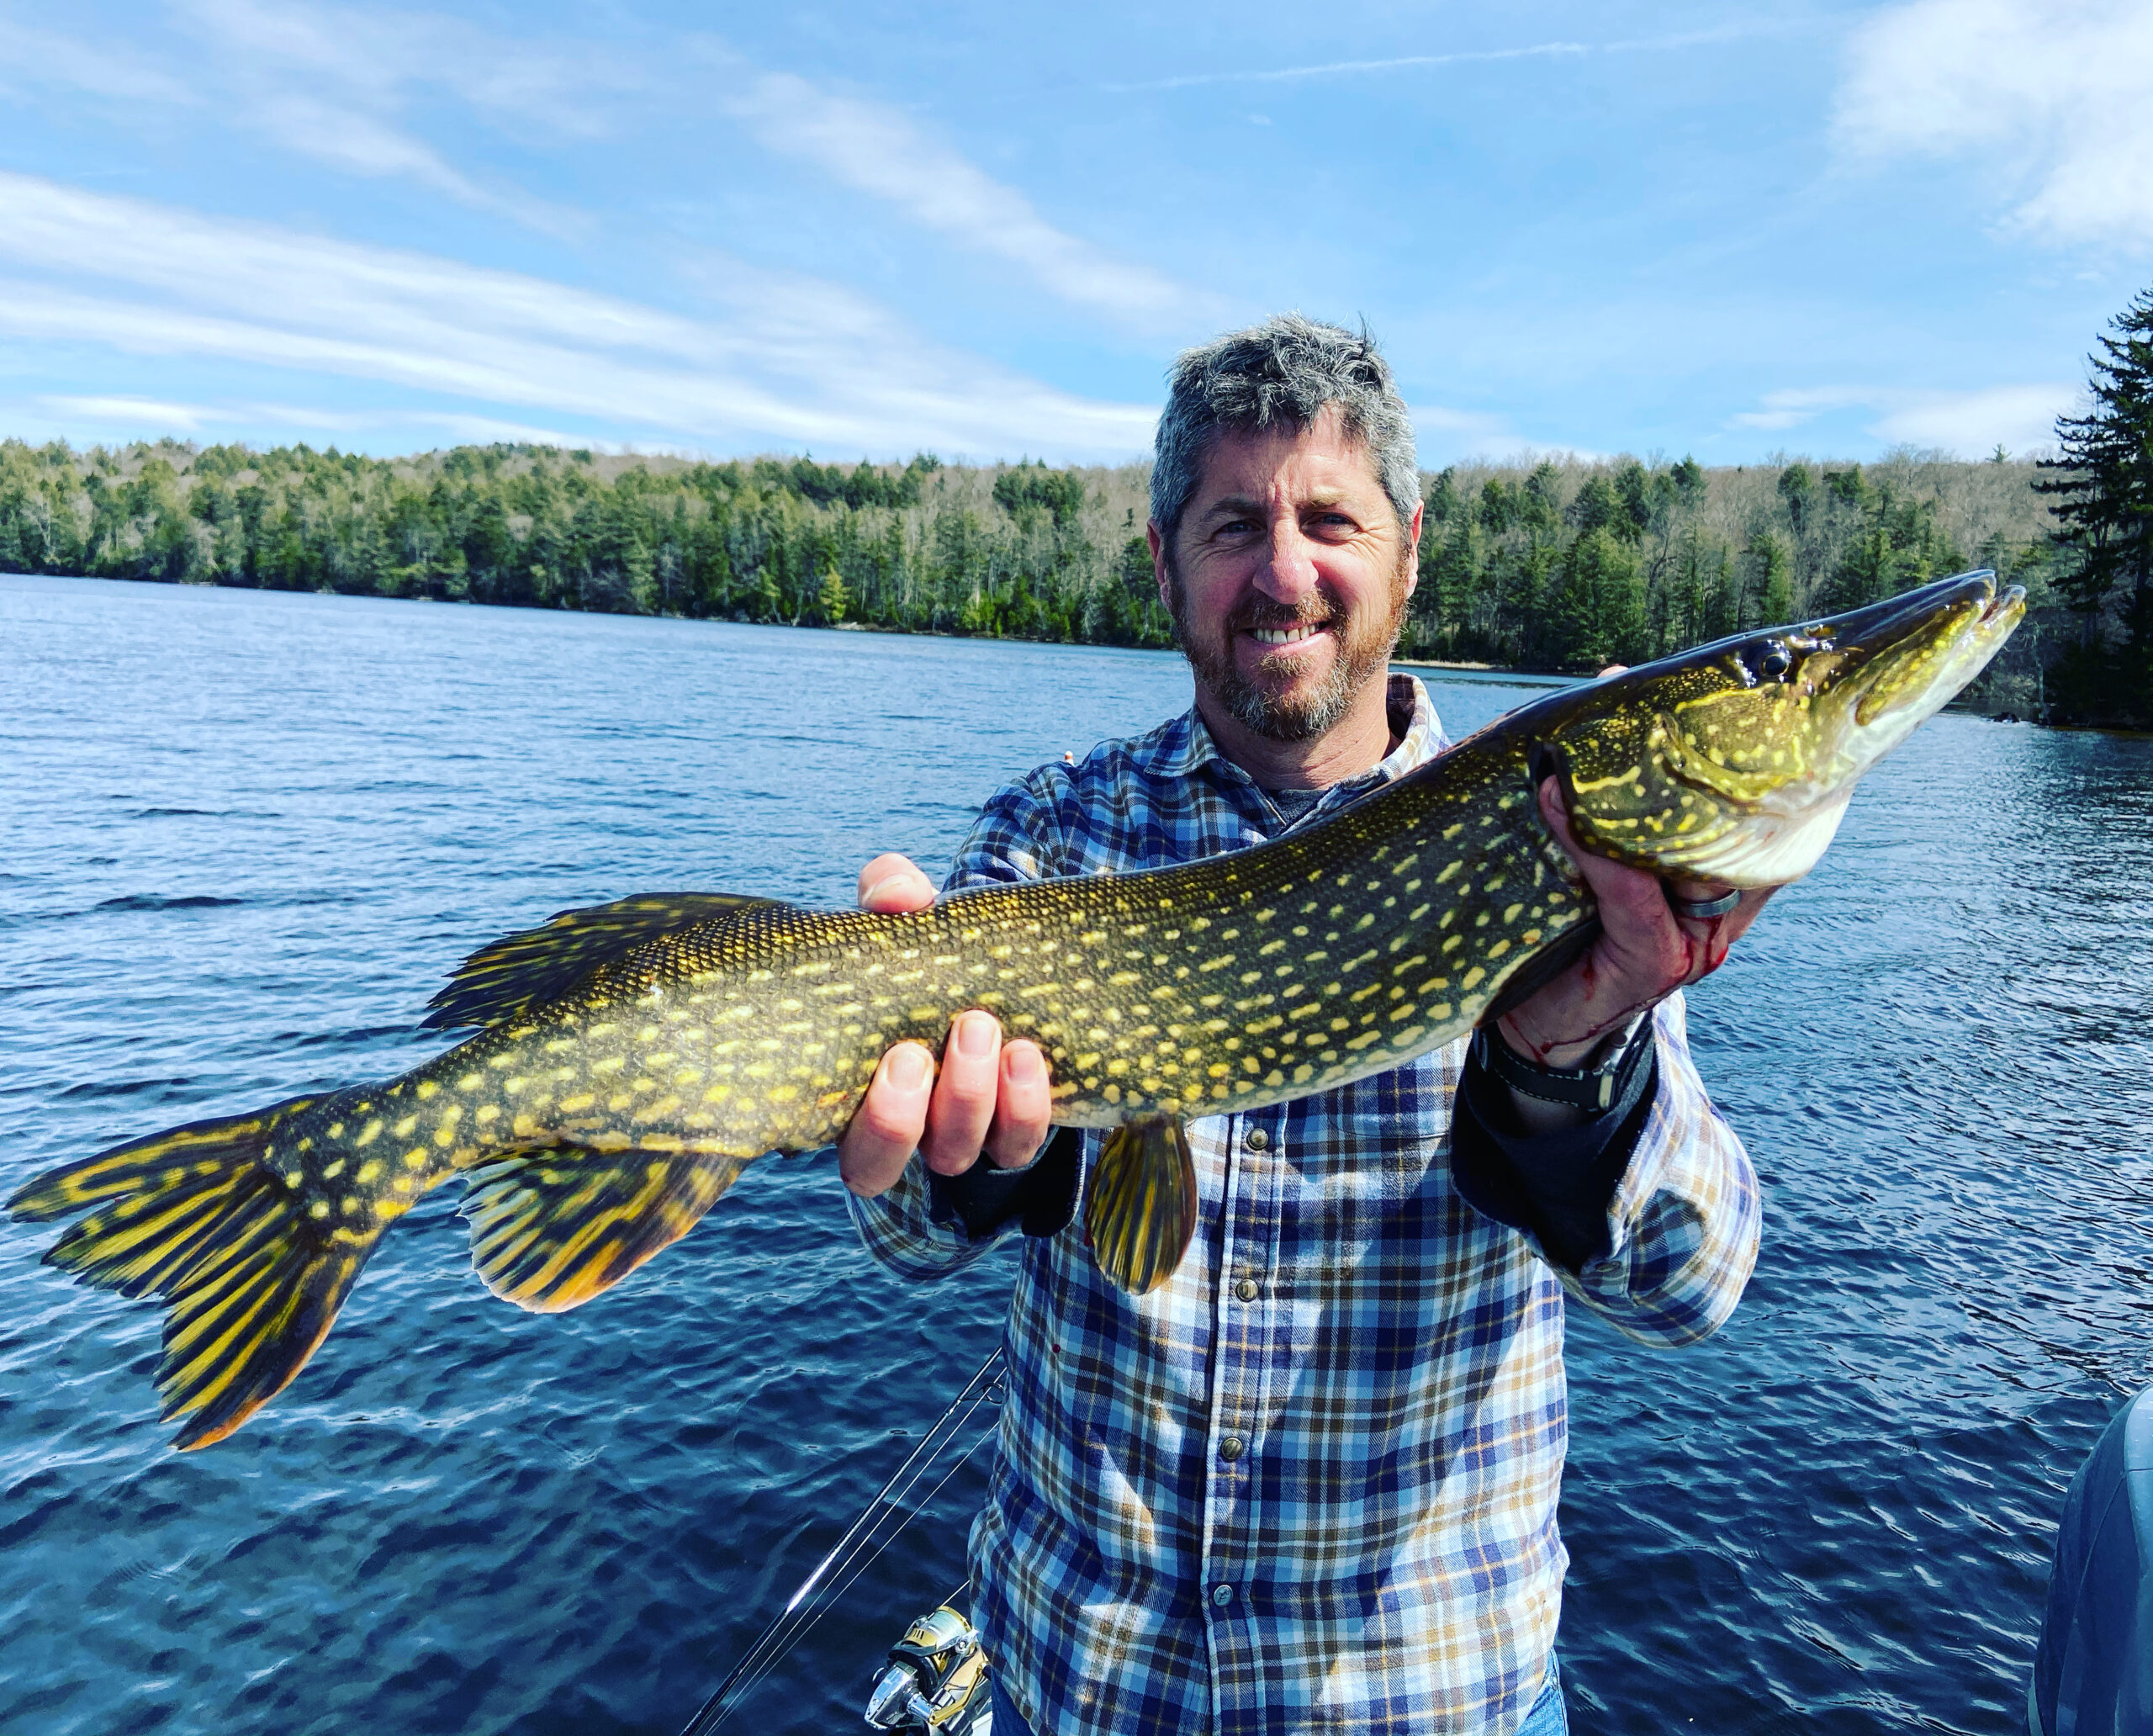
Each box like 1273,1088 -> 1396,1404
924,1127 -> 1082,1243
1450,1034 -> 1659,1270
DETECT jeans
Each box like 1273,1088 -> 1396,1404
987,1654 -> 1567,1734
1517,1654 -> 1569,1735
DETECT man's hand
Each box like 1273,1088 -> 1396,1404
837,853 -> 1055,1199
1499,778 -> 1777,1080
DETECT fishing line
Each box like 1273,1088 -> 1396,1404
681,1350 -> 1004,1730
717,1420 -> 996,1717
759,1408 -> 999,1684
679,1347 -> 1006,1735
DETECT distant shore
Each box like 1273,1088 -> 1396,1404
1,434 -> 2129,722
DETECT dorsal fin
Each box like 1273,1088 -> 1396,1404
421,892 -> 779,1030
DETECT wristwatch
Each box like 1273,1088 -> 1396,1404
1473,1014 -> 1654,1114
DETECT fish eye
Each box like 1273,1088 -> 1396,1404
1738,641 -> 1795,684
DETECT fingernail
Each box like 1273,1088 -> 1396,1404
955,1013 -> 996,1058
887,1045 -> 929,1090
862,876 -> 903,906
1004,1044 -> 1042,1083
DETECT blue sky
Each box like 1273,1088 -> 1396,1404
0,0 -> 2146,468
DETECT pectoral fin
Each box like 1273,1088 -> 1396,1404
1083,1118 -> 1197,1296
461,1147 -> 751,1312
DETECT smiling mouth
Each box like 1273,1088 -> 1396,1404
1246,622 -> 1328,647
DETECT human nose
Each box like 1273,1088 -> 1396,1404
1256,515 -> 1320,604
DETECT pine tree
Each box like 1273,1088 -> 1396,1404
2038,286 -> 2153,724
622,534 -> 657,614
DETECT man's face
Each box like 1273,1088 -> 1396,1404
1152,405 -> 1420,744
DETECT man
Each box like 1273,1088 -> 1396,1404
838,317 -> 1764,1734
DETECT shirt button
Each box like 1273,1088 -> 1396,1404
1244,1127 -> 1269,1151
1235,1278 -> 1259,1303
1211,1583 -> 1235,1607
1219,1435 -> 1246,1461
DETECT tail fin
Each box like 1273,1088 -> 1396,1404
8,1096 -> 378,1450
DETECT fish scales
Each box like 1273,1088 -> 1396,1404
445,728 -> 1579,1149
299,724 -> 1579,1220
8,572 -> 2024,1448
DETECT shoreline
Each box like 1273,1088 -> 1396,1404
1,569 -> 2116,728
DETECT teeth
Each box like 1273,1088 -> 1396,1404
1251,625 -> 1322,645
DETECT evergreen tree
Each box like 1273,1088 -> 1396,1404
2039,286 -> 2153,725
818,564 -> 849,624
622,534 -> 657,615
1754,533 -> 1793,626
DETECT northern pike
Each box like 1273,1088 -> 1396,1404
10,572 -> 2023,1448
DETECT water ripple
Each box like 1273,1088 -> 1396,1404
2,574 -> 2149,1734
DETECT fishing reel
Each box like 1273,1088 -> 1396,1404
861,1604 -> 992,1733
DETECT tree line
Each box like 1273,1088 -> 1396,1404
3,294 -> 2148,728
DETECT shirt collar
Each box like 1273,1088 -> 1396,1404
1151,672 -> 1447,794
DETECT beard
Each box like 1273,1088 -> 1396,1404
1167,564 -> 1411,744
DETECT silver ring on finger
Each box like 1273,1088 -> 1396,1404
1668,887 -> 1742,920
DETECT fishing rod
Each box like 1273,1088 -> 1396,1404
679,1347 -> 1008,1735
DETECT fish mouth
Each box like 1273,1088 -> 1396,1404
1552,570 -> 2025,888
1834,571 -> 2024,733
1704,572 -> 2024,881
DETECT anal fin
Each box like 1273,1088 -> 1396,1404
1083,1118 -> 1197,1296
461,1147 -> 751,1313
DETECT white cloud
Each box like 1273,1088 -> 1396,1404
1404,401 -> 1537,463
169,0 -> 611,230
1108,41 -> 1590,93
37,394 -> 209,431
1869,384 -> 2076,452
717,66 -> 1208,329
0,16 -> 198,104
1835,0 -> 2153,249
1111,24 -> 1780,93
1731,382 -> 2076,454
20,394 -> 598,449
0,0 -> 637,229
1731,387 -> 1866,431
5,3 -> 1203,324
0,173 -> 1158,461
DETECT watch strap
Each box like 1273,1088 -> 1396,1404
1475,1015 -> 1655,1114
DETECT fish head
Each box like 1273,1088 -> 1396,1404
1537,571 -> 2024,887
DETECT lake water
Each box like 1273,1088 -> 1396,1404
2,574 -> 2149,1736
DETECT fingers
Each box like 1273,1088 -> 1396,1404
1517,775 -> 1786,1059
924,1010 -> 1051,1175
841,863 -> 1052,1195
986,1040 -> 1053,1169
1538,776 -> 1757,966
858,854 -> 935,913
838,1041 -> 934,1197
1664,881 -> 1777,977
838,1014 -> 1055,1197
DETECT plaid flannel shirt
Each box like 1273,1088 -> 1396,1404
848,675 -> 1760,1735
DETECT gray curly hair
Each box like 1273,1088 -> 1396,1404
1149,315 -> 1419,557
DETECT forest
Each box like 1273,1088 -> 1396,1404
0,428 -> 2132,727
